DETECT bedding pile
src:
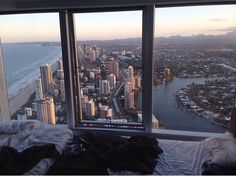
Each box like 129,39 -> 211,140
47,133 -> 163,175
0,120 -> 73,175
202,131 -> 236,175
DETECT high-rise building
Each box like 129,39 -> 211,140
134,75 -> 141,88
60,80 -> 65,102
57,70 -> 64,80
24,107 -> 33,117
127,65 -> 134,79
81,95 -> 88,112
83,43 -> 87,56
129,77 -> 135,90
86,100 -> 95,118
36,78 -> 44,100
17,110 -> 27,120
95,49 -> 100,59
37,97 -> 56,124
107,74 -> 116,90
125,92 -> 135,109
58,59 -> 63,70
99,80 -> 110,95
108,60 -> 119,79
89,50 -> 96,62
0,39 -> 10,120
124,81 -> 131,93
99,105 -> 113,118
40,64 -> 54,95
89,71 -> 95,80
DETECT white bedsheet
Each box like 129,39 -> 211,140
154,139 -> 211,175
109,139 -> 211,175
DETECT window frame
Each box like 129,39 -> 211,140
60,7 -> 154,132
0,0 -> 234,138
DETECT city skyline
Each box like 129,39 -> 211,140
0,4 -> 235,42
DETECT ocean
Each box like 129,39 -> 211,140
2,43 -> 61,97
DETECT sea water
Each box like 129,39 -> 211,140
2,43 -> 61,97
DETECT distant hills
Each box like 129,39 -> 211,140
79,30 -> 236,46
7,30 -> 236,46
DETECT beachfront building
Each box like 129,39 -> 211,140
40,64 -> 54,95
36,78 -> 44,100
0,38 -> 10,120
37,97 -> 56,124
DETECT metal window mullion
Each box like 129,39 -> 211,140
142,5 -> 155,133
59,10 -> 76,128
67,12 -> 83,125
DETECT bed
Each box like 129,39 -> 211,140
0,120 -> 235,175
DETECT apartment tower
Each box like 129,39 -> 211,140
0,38 -> 10,120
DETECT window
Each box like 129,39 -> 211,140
73,10 -> 143,128
0,13 -> 67,124
153,5 -> 236,133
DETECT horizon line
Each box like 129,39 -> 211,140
2,31 -> 235,44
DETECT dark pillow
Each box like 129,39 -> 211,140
229,108 -> 236,137
202,160 -> 236,175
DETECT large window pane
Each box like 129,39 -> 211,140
74,11 -> 143,128
153,5 -> 236,132
0,13 -> 67,124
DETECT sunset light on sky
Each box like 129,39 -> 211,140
0,4 -> 235,43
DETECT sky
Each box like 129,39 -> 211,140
0,4 -> 235,43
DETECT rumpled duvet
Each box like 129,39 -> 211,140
0,120 -> 73,174
0,120 -> 73,153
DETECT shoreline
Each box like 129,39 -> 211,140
9,81 -> 37,115
8,59 -> 60,116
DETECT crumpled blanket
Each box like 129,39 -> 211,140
47,133 -> 163,175
0,144 -> 59,175
0,120 -> 73,153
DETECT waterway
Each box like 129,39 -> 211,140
138,77 -> 226,133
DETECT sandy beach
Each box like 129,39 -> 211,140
9,81 -> 36,115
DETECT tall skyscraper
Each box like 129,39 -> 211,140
0,39 -> 10,120
127,65 -> 134,79
60,80 -> 65,102
83,43 -> 87,56
40,64 -> 54,95
81,95 -> 88,113
99,80 -> 110,95
86,100 -> 95,118
89,50 -> 96,62
107,74 -> 116,90
125,92 -> 135,109
134,75 -> 141,88
124,81 -> 131,93
58,59 -> 63,70
36,78 -> 44,100
108,60 -> 119,79
37,97 -> 56,124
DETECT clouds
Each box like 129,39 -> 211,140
210,26 -> 236,32
209,18 -> 227,22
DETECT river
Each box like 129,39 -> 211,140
138,77 -> 226,133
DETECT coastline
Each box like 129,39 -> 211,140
8,59 -> 60,116
9,80 -> 36,115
